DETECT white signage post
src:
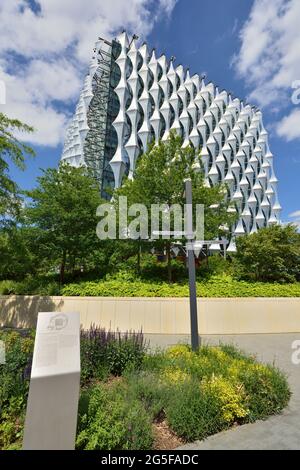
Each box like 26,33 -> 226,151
23,312 -> 81,450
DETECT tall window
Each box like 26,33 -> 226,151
221,130 -> 226,147
212,113 -> 216,131
205,122 -> 210,141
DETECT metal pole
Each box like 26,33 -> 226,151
185,179 -> 200,350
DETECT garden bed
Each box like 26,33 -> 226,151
1,275 -> 300,298
0,328 -> 291,450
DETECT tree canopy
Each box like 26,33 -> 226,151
116,133 -> 235,238
113,132 -> 237,281
24,163 -> 104,283
235,224 -> 300,283
0,113 -> 35,223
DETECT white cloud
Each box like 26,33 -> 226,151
0,0 -> 177,146
289,210 -> 300,229
234,0 -> 300,140
0,64 -> 69,146
276,109 -> 300,141
289,210 -> 300,218
234,0 -> 285,80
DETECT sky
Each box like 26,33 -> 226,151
0,0 -> 299,227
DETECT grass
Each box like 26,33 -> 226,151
0,329 -> 291,450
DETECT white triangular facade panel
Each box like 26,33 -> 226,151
61,31 -> 282,235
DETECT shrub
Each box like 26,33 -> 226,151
2,273 -> 300,298
80,327 -> 147,384
0,330 -> 34,408
166,380 -> 226,441
201,375 -> 248,423
198,254 -> 232,279
163,345 -> 290,441
165,376 -> 248,442
138,254 -> 187,282
234,224 -> 300,283
0,280 -> 17,295
125,371 -> 169,419
0,277 -> 60,296
0,330 -> 34,449
0,330 -> 291,450
62,276 -> 300,298
76,382 -> 153,450
236,362 -> 290,421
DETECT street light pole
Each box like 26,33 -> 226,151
184,178 -> 200,350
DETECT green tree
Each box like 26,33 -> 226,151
25,163 -> 104,283
234,224 -> 300,283
0,113 -> 35,223
0,226 -> 42,280
114,133 -> 236,282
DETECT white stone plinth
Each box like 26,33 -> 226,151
23,312 -> 81,450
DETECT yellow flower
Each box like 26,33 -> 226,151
162,366 -> 190,384
201,375 -> 249,424
21,338 -> 34,355
4,332 -> 20,350
165,344 -> 193,361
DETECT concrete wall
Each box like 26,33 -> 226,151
1,295 -> 300,335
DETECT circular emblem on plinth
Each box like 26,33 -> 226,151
47,313 -> 68,331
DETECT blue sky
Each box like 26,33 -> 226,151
1,0 -> 299,226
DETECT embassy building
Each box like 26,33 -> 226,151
61,31 -> 281,251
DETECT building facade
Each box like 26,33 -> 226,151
61,31 -> 281,250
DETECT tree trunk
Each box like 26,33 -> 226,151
60,249 -> 67,284
137,239 -> 141,276
72,255 -> 76,276
166,242 -> 172,283
206,245 -> 209,267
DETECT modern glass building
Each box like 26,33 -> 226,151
61,31 -> 281,250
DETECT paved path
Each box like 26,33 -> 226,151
145,333 -> 300,450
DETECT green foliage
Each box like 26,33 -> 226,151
76,382 -> 153,450
125,371 -> 167,419
113,132 -> 236,281
0,113 -> 35,223
116,132 -> 235,239
80,328 -> 147,384
0,280 -> 16,295
0,331 -> 290,450
166,380 -> 230,441
24,163 -> 105,283
0,226 -> 44,280
2,273 -> 300,297
0,330 -> 34,449
152,344 -> 289,442
135,253 -> 187,282
0,276 -> 60,295
105,252 -> 188,283
61,274 -> 300,297
62,279 -> 188,297
234,224 -> 300,283
236,362 -> 290,421
77,343 -> 290,448
197,254 -> 233,279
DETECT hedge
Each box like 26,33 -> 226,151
62,275 -> 300,298
1,275 -> 300,298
